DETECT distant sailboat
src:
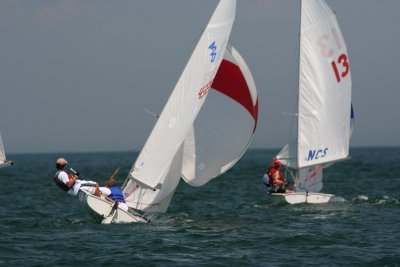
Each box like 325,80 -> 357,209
267,0 -> 352,204
79,0 -> 258,223
0,132 -> 13,169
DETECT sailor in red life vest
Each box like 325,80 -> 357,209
96,177 -> 129,212
53,158 -> 99,196
267,159 -> 293,193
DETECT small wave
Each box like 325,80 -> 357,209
250,204 -> 269,209
352,195 -> 369,202
147,212 -> 193,225
374,195 -> 399,205
330,196 -> 347,203
351,195 -> 399,205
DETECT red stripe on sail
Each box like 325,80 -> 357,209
211,59 -> 257,124
253,98 -> 258,132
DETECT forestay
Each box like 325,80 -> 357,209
123,0 -> 236,213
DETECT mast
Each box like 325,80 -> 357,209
295,0 -> 303,169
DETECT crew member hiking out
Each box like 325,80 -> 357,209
53,157 -> 99,196
96,177 -> 129,212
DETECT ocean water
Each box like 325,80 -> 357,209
0,147 -> 399,266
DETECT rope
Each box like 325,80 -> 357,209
110,165 -> 121,179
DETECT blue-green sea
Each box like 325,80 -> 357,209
0,148 -> 399,266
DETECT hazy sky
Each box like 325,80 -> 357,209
1,0 -> 399,154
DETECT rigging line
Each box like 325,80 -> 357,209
282,1 -> 303,147
126,200 -> 160,207
140,103 -> 250,155
292,178 -> 323,192
286,35 -> 301,145
135,23 -> 207,150
305,165 -> 323,181
194,117 -> 236,149
126,208 -> 148,221
285,167 -> 297,185
124,183 -> 141,199
110,165 -> 121,179
143,108 -> 159,119
141,25 -> 205,119
305,180 -> 323,192
106,202 -> 119,218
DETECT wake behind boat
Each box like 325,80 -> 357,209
266,0 -> 353,204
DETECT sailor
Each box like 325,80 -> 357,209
53,158 -> 99,196
97,177 -> 129,212
267,159 -> 290,193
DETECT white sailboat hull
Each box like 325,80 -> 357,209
0,161 -> 13,169
78,190 -> 148,224
268,192 -> 334,204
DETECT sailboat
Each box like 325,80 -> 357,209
79,0 -> 258,223
267,0 -> 352,204
0,132 -> 13,169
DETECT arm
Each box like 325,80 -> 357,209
273,172 -> 285,186
99,187 -> 114,203
66,177 -> 76,188
59,172 -> 76,188
104,195 -> 115,203
95,183 -> 100,197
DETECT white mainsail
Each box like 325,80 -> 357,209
123,0 -> 237,212
277,0 -> 352,191
0,133 -> 5,163
0,132 -> 13,169
182,45 -> 258,186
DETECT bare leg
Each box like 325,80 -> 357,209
94,183 -> 100,197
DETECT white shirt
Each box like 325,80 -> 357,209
99,187 -> 112,196
57,171 -> 69,184
56,170 -> 96,196
56,170 -> 76,196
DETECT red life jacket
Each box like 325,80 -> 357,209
268,167 -> 283,186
